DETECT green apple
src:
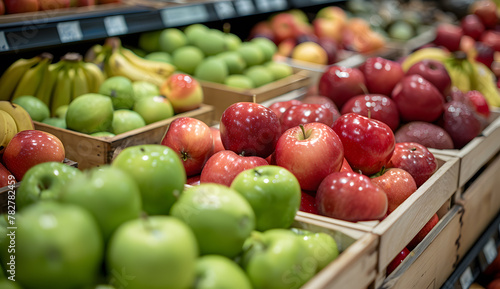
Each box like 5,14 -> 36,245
41,117 -> 66,129
133,95 -> 174,125
251,37 -> 277,62
265,61 -> 294,80
217,51 -> 246,74
231,165 -> 301,231
132,80 -> 160,102
16,162 -> 82,211
107,216 -> 198,289
184,24 -> 210,45
12,95 -> 50,122
291,228 -> 339,271
99,76 -> 135,110
194,29 -> 227,56
111,109 -> 146,135
224,74 -> 255,89
127,46 -> 148,58
244,65 -> 275,87
241,229 -> 317,289
145,51 -> 172,64
59,165 -> 142,241
172,45 -> 205,75
138,30 -> 162,53
54,104 -> 68,119
15,201 -> 103,289
193,255 -> 252,289
112,144 -> 186,215
159,28 -> 188,54
66,93 -> 113,134
91,131 -> 116,138
170,183 -> 255,258
194,57 -> 228,84
225,33 -> 242,51
237,42 -> 265,67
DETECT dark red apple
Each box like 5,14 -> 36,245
219,102 -> 280,159
210,127 -> 225,154
388,142 -> 438,187
471,0 -> 499,29
279,103 -> 335,133
480,30 -> 500,52
161,117 -> 214,177
407,213 -> 439,250
318,65 -> 367,110
300,190 -> 319,215
316,171 -> 388,222
439,100 -> 482,149
475,41 -> 495,68
275,123 -> 344,191
4,0 -> 39,13
394,121 -> 455,150
391,74 -> 445,123
461,14 -> 486,40
405,59 -> 452,96
371,168 -> 417,214
317,37 -> 339,65
332,113 -> 395,176
387,248 -> 410,276
268,99 -> 303,119
359,57 -> 404,96
0,162 -> 15,188
199,150 -> 268,187
340,94 -> 400,131
433,23 -> 463,52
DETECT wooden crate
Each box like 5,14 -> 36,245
34,104 -> 214,170
295,215 -> 379,289
298,154 -> 460,275
429,110 -> 500,188
200,69 -> 311,122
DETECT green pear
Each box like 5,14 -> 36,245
251,37 -> 277,62
98,76 -> 135,110
12,95 -> 50,122
138,30 -> 162,53
195,57 -> 228,84
194,29 -> 227,56
132,81 -> 160,102
172,46 -> 205,75
54,104 -> 68,119
159,28 -> 188,54
144,51 -> 172,64
244,65 -> 274,87
41,117 -> 66,129
224,75 -> 254,89
237,43 -> 265,67
133,95 -> 174,124
225,33 -> 242,51
66,93 -> 113,134
265,61 -> 294,80
111,110 -> 146,135
184,24 -> 210,45
217,51 -> 246,74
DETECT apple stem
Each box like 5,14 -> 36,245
181,151 -> 189,161
254,169 -> 261,176
411,147 -> 417,151
367,109 -> 372,119
369,166 -> 386,178
252,94 -> 257,104
223,22 -> 231,34
360,83 -> 368,95
140,212 -> 153,231
300,124 -> 307,140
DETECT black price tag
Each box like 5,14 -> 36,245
161,5 -> 209,27
104,15 -> 128,36
57,21 -> 83,43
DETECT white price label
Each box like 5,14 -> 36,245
255,0 -> 287,12
234,0 -> 255,16
104,15 -> 128,36
161,5 -> 209,27
460,267 -> 474,289
214,2 -> 236,19
57,21 -> 83,43
483,238 -> 498,264
0,32 -> 9,52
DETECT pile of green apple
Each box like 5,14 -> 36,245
2,144 -> 340,288
137,24 -> 294,89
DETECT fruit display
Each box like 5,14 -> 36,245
0,0 -> 120,15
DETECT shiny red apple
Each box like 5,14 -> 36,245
465,90 -> 491,119
387,248 -> 410,275
268,99 -> 303,119
318,65 -> 367,110
359,57 -> 404,96
405,59 -> 452,96
471,0 -> 499,29
340,158 -> 353,172
210,127 -> 225,154
341,94 -> 400,131
407,213 -> 439,250
388,142 -> 438,187
371,168 -> 417,215
279,103 -> 335,133
480,30 -> 500,52
433,23 -> 463,52
461,14 -> 486,40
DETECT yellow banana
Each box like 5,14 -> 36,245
120,47 -> 176,79
443,53 -> 475,93
0,110 -> 18,154
11,56 -> 52,101
107,49 -> 166,87
51,64 -> 73,116
70,62 -> 89,100
471,61 -> 500,107
401,47 -> 451,72
0,56 -> 42,101
0,101 -> 34,132
35,61 -> 64,107
82,62 -> 105,93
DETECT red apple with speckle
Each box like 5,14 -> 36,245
388,142 -> 438,187
359,57 -> 404,96
371,168 -> 417,214
341,94 -> 400,131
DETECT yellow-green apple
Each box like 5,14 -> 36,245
275,123 -> 344,191
220,102 -> 280,159
133,95 -> 174,125
39,0 -> 70,10
251,37 -> 277,62
313,18 -> 343,43
291,42 -> 328,65
4,0 -> 39,13
280,103 -> 335,133
391,74 -> 445,123
291,228 -> 339,272
158,28 -> 187,54
438,100 -> 482,149
301,95 -> 339,116
407,213 -> 439,250
160,73 -> 203,113
199,150 -> 268,187
388,142 -> 438,187
99,76 -> 135,110
268,99 -> 303,119
59,165 -> 142,241
316,5 -> 347,22
241,229 -> 316,289
371,168 -> 417,215
195,57 -> 228,84
111,109 -> 146,135
387,248 -> 410,275
461,14 -> 485,40
332,113 -> 395,176
2,130 -> 65,181
0,163 -> 14,188
433,23 -> 463,52
394,121 -> 454,149
341,94 -> 400,131
359,57 -> 404,96
66,93 -> 114,134
405,59 -> 452,96
13,202 -> 103,289
107,216 -> 198,289
170,183 -> 255,258
16,162 -> 82,211
210,127 -> 225,153
193,255 -> 252,289
161,117 -> 214,177
318,65 -> 367,110
316,171 -> 388,221
230,165 -> 301,231
111,144 -> 186,215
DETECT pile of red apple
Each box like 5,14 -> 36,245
0,0 -> 120,15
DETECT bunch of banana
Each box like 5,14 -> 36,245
85,37 -> 176,87
0,101 -> 35,154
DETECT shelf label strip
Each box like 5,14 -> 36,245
161,5 -> 209,27
0,32 -> 9,52
255,0 -> 288,12
57,21 -> 83,43
459,266 -> 474,289
214,2 -> 236,19
483,237 -> 498,265
104,15 -> 128,37
234,0 -> 255,16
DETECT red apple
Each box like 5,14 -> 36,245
275,123 -> 344,191
465,90 -> 491,119
405,60 -> 452,96
388,142 -> 438,187
249,21 -> 276,43
2,130 -> 65,181
279,103 -> 335,133
480,30 -> 500,52
433,23 -> 463,52
219,102 -> 280,159
359,57 -> 404,96
391,74 -> 445,123
340,94 -> 400,131
300,190 -> 318,215
407,213 -> 439,250
318,65 -> 367,110
313,18 -> 343,43
461,14 -> 486,40
301,95 -> 339,116
471,0 -> 499,29
39,0 -> 70,10
0,162 -> 15,188
276,38 -> 296,57
488,279 -> 500,289
270,13 -> 300,43
340,158 -> 353,172
332,113 -> 395,176
0,0 -> 5,15
317,37 -> 340,65
4,0 -> 39,13
268,99 -> 303,119
316,171 -> 388,222
210,127 -> 225,154
76,0 -> 96,6
439,100 -> 483,149
394,121 -> 455,150
371,168 -> 417,214
186,174 -> 201,186
160,73 -> 203,113
161,117 -> 214,177
475,41 -> 495,68
200,150 -> 268,187
387,248 -> 410,275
